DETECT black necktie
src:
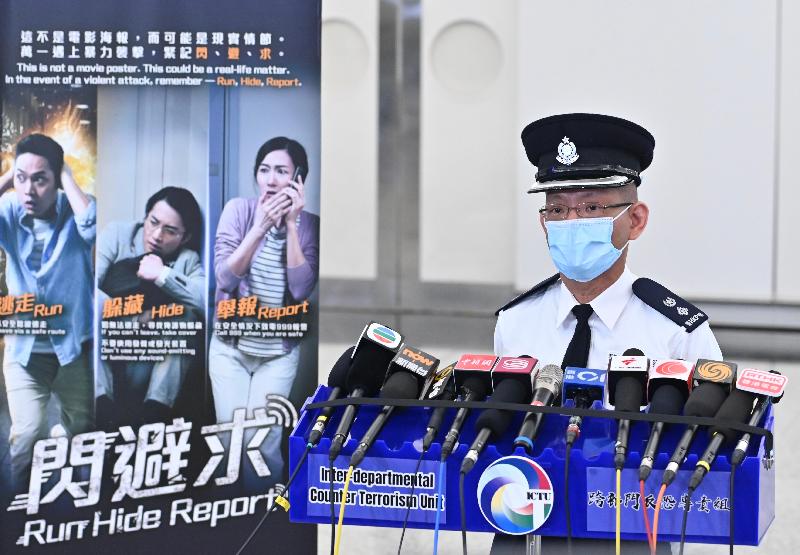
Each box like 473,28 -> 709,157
561,304 -> 594,369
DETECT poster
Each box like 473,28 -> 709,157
0,1 -> 321,552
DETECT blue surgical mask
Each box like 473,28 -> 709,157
544,206 -> 630,282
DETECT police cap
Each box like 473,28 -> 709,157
521,113 -> 655,193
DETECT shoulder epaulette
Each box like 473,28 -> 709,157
495,273 -> 560,316
632,277 -> 708,333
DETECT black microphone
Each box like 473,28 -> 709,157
607,349 -> 649,470
421,362 -> 457,451
513,364 -> 564,452
638,359 -> 693,481
349,347 -> 438,467
329,322 -> 403,461
307,346 -> 355,446
460,360 -> 535,475
730,396 -> 770,467
730,369 -> 786,468
688,384 -> 756,489
661,359 -> 736,486
440,354 -> 497,461
562,367 -> 606,446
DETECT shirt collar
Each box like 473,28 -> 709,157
556,267 -> 638,330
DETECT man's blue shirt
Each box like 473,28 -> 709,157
0,191 -> 96,365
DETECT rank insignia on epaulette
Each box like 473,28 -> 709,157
632,278 -> 708,332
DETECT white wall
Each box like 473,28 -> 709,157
419,0 -> 517,284
319,0 -> 379,279
776,0 -> 800,302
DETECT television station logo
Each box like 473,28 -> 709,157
477,456 -> 554,535
736,368 -> 788,397
608,354 -> 647,372
366,322 -> 402,349
394,346 -> 439,378
564,367 -> 606,384
652,359 -> 693,379
426,362 -> 455,399
455,354 -> 497,372
695,360 -> 735,383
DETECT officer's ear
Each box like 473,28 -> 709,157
627,201 -> 649,241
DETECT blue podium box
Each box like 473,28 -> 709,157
288,386 -> 774,545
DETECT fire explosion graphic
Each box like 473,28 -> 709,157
2,91 -> 96,194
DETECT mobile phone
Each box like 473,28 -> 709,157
291,166 -> 305,186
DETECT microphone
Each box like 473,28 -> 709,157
329,322 -> 403,461
694,368 -> 787,484
440,354 -> 498,461
661,359 -> 736,486
730,397 -> 770,468
607,349 -> 649,470
513,364 -> 564,452
731,369 -> 787,468
460,358 -> 535,475
349,346 -> 438,467
638,359 -> 693,481
388,345 -> 440,395
307,346 -> 355,446
562,367 -> 606,446
421,362 -> 457,451
688,384 -> 755,489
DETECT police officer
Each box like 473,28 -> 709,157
492,114 -> 722,554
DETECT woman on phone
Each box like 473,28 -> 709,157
209,136 -> 319,481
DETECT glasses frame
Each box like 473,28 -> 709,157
538,201 -> 634,221
145,215 -> 186,240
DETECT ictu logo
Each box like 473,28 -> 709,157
477,456 -> 553,535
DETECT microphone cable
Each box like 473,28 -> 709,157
564,441 -> 573,555
396,449 -> 425,555
615,468 -> 622,555
432,459 -> 446,555
329,459 -> 335,555
651,483 -> 667,554
639,479 -> 653,553
678,487 -> 695,555
333,466 -> 355,555
460,470 -> 468,555
235,443 -> 312,555
729,465 -> 736,555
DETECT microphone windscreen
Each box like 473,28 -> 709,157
347,345 -> 393,395
615,376 -> 645,412
649,383 -> 685,415
380,371 -> 420,400
328,346 -> 355,388
683,382 -> 727,417
462,375 -> 490,399
623,348 -> 645,356
474,378 -> 529,436
709,387 -> 757,443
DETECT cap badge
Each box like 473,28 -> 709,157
556,136 -> 579,165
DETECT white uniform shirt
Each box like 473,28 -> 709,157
494,267 -> 722,369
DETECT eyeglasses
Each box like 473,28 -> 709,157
538,202 -> 633,221
146,216 -> 185,240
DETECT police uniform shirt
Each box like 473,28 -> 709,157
494,267 -> 722,368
